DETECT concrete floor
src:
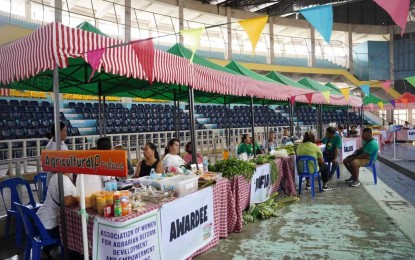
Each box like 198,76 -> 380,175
1,144 -> 415,260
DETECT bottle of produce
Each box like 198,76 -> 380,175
113,195 -> 122,217
203,157 -> 209,172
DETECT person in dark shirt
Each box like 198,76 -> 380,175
133,142 -> 163,177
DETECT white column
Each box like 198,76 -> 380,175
178,0 -> 184,45
309,27 -> 316,67
124,0 -> 131,42
268,16 -> 274,64
346,24 -> 354,73
226,7 -> 232,60
389,25 -> 395,82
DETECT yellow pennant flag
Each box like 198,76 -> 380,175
180,27 -> 206,63
378,101 -> 384,109
322,91 -> 331,103
238,16 -> 268,55
340,88 -> 350,102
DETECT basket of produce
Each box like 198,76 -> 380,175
139,186 -> 175,204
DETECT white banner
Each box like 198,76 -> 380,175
160,187 -> 214,260
250,163 -> 271,204
342,139 -> 357,159
92,210 -> 162,260
407,130 -> 415,141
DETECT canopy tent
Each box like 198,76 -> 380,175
266,71 -> 310,90
325,82 -> 343,95
363,94 -> 388,105
395,92 -> 415,108
363,92 -> 415,110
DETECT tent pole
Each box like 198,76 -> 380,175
296,104 -> 300,137
250,97 -> 256,158
98,83 -> 103,137
318,104 -> 323,139
103,96 -> 107,137
346,105 -> 350,137
224,96 -> 230,148
262,100 -> 267,146
188,87 -> 198,165
53,65 -> 69,260
289,99 -> 294,137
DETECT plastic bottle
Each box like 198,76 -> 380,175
203,157 -> 209,172
113,195 -> 122,217
150,168 -> 157,179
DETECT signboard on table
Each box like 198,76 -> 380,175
389,125 -> 403,132
250,163 -> 271,204
41,150 -> 127,177
160,187 -> 214,260
342,139 -> 357,159
92,209 -> 161,260
407,130 -> 415,141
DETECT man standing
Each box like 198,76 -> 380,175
343,128 -> 379,187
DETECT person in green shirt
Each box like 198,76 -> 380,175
343,128 -> 379,187
237,134 -> 263,157
317,127 -> 342,178
296,131 -> 332,191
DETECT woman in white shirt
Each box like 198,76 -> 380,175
162,138 -> 186,173
45,122 -> 68,151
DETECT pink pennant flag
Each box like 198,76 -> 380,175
381,80 -> 391,93
368,103 -> 374,110
290,96 -> 296,105
305,93 -> 313,104
132,39 -> 155,85
373,0 -> 410,36
86,48 -> 105,81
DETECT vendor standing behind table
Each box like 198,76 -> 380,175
44,122 -> 69,184
36,172 -> 78,259
183,141 -> 204,165
281,128 -> 293,145
134,142 -> 163,177
316,127 -> 342,179
264,131 -> 278,152
349,125 -> 359,137
162,138 -> 186,173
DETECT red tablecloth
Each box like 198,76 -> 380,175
229,156 -> 296,233
62,178 -> 234,258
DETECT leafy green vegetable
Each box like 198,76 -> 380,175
209,157 -> 257,180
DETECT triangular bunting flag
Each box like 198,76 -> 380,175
238,16 -> 268,55
390,100 -> 396,108
378,101 -> 384,109
290,96 -> 296,105
299,5 -> 333,43
86,48 -> 105,81
381,80 -> 391,93
360,85 -> 370,97
402,98 -> 408,107
368,103 -> 374,110
373,0 -> 410,36
305,93 -> 313,104
179,27 -> 206,63
131,39 -> 155,84
340,88 -> 350,102
405,76 -> 415,88
322,91 -> 331,103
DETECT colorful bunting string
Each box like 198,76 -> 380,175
401,98 -> 408,107
373,0 -> 410,36
381,80 -> 391,93
405,76 -> 415,88
238,16 -> 269,55
179,27 -> 206,63
131,39 -> 155,84
305,93 -> 313,104
378,101 -> 384,109
322,91 -> 331,103
360,85 -> 370,97
340,88 -> 350,102
290,96 -> 296,105
86,48 -> 105,81
389,100 -> 396,108
299,4 -> 333,43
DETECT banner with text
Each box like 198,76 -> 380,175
160,187 -> 214,260
41,150 -> 127,177
342,139 -> 357,159
407,130 -> 415,140
250,163 -> 271,204
92,209 -> 161,260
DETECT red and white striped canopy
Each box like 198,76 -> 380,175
0,22 -> 361,106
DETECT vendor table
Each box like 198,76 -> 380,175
229,156 -> 296,232
396,129 -> 415,142
62,178 -> 235,259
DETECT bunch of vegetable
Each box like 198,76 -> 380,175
275,144 -> 296,155
243,193 -> 300,223
250,155 -> 279,183
209,157 -> 256,180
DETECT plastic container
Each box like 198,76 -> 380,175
203,157 -> 209,172
138,175 -> 174,190
161,175 -> 199,197
76,175 -> 102,209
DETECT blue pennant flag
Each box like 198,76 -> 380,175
300,5 -> 333,43
360,85 -> 370,97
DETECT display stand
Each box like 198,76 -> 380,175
390,125 -> 402,161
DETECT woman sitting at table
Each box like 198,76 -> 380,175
183,141 -> 204,165
163,138 -> 186,173
237,134 -> 262,156
264,131 -> 277,152
296,131 -> 332,191
134,142 -> 163,177
36,173 -> 79,259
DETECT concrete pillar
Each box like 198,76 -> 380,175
310,27 -> 316,67
178,0 -> 184,44
389,25 -> 395,83
124,0 -> 131,42
346,24 -> 354,73
25,0 -> 31,21
268,16 -> 274,64
226,7 -> 232,60
408,109 -> 413,123
54,0 -> 62,22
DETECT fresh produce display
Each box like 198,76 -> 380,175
249,155 -> 279,183
209,157 -> 256,180
275,144 -> 296,155
243,193 -> 300,223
